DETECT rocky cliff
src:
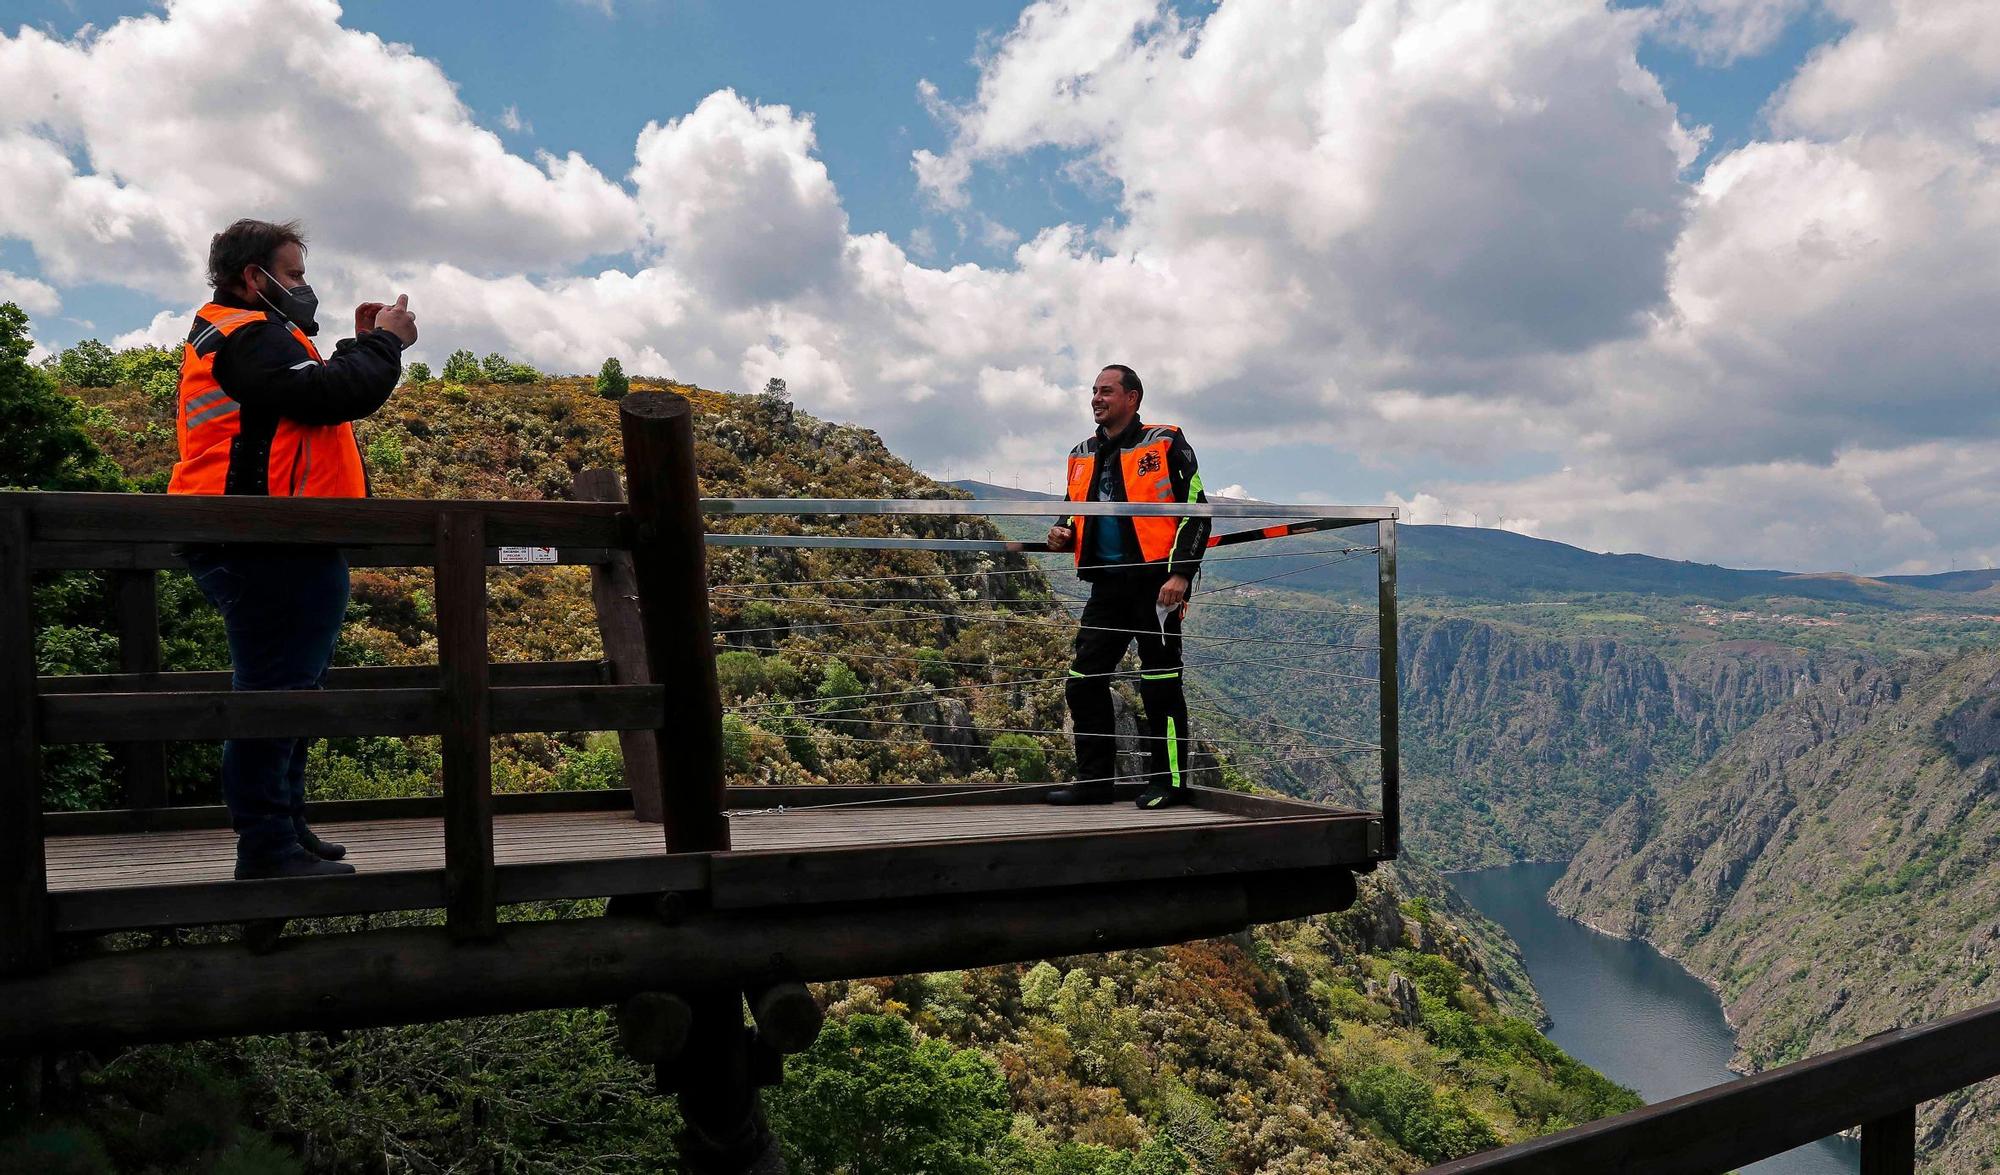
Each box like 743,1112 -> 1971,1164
1551,650 -> 2000,1169
1395,619 -> 1844,868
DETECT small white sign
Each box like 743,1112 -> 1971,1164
498,546 -> 559,565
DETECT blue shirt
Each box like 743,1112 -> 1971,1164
1090,460 -> 1123,564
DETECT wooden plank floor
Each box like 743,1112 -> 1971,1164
45,804 -> 1247,893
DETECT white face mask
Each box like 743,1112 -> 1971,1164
253,265 -> 321,337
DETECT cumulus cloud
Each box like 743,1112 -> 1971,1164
1,0 -> 1994,574
0,270 -> 60,317
0,0 -> 638,294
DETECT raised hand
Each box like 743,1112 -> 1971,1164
375,294 -> 417,347
353,302 -> 385,337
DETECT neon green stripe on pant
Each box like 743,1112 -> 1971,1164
1167,716 -> 1181,788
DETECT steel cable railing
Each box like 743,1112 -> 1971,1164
702,498 -> 1399,828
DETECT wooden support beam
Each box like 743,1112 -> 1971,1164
707,812 -> 1371,909
106,570 -> 169,809
32,543 -> 619,572
0,867 -> 1356,1051
1859,1106 -> 1916,1175
39,658 -> 608,695
619,394 -> 728,853
436,510 -> 495,940
16,491 -> 625,550
0,504 -> 51,977
40,682 -> 663,742
617,991 -> 694,1063
748,981 -> 824,1055
573,468 -> 665,823
665,990 -> 780,1173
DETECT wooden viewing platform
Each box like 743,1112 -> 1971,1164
38,785 -> 1379,936
2,392 -> 1395,1170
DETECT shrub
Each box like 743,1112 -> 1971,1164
552,732 -> 624,791
722,712 -> 754,774
403,361 -> 432,385
991,732 -> 1049,782
1342,1064 -> 1499,1163
364,430 -> 406,472
481,352 -> 539,384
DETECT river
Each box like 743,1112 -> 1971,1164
1449,862 -> 1860,1174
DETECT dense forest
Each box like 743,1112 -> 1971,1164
1,306 -> 1639,1173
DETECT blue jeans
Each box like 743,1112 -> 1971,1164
184,546 -> 350,864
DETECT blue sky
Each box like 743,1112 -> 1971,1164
3,1 -> 1995,573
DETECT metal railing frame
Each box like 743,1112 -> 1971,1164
700,498 -> 1400,857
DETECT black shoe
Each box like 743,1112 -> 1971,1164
235,846 -> 357,880
298,828 -> 347,860
1045,784 -> 1115,806
1134,784 -> 1188,810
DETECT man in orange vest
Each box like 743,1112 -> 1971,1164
169,218 -> 417,879
1045,364 -> 1210,808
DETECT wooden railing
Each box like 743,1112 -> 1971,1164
1,393 -> 725,973
1426,993 -> 2000,1175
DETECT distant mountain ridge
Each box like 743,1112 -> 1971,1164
949,481 -> 1988,606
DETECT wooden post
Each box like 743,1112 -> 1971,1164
661,990 -> 782,1173
436,510 -> 496,939
618,394 -> 728,854
107,569 -> 169,810
1376,517 -> 1399,859
571,469 -> 665,823
0,504 -> 51,977
1859,1105 -> 1916,1175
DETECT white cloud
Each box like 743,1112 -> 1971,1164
0,0 -> 639,293
0,270 -> 60,317
2,0 -> 1995,575
111,309 -> 188,352
1655,0 -> 1812,65
500,105 -> 531,134
630,91 -> 849,305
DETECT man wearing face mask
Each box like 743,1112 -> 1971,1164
168,218 -> 417,879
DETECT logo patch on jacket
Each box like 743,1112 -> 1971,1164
1136,451 -> 1163,475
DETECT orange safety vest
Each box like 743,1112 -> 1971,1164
166,302 -> 368,498
1065,423 -> 1184,566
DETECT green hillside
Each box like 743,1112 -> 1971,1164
0,314 -> 1640,1173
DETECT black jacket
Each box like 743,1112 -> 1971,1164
1067,417 -> 1210,582
210,291 -> 405,429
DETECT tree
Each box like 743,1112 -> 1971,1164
479,352 -> 539,384
54,338 -> 117,388
764,1014 -> 1012,1175
0,304 -> 127,492
762,376 -> 787,401
441,349 -> 480,382
596,357 -> 629,400
403,361 -> 432,385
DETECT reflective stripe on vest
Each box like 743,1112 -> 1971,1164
166,302 -> 368,498
1064,424 -> 1185,567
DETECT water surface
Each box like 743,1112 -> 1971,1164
1449,861 -> 1859,1175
